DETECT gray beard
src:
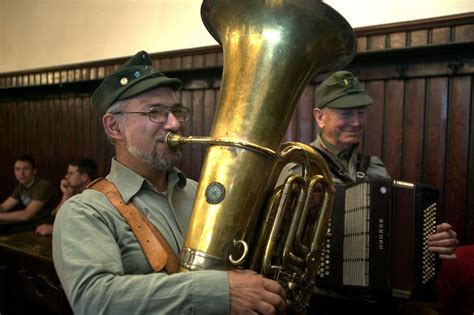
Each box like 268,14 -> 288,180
124,131 -> 182,171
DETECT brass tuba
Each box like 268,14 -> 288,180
166,0 -> 355,310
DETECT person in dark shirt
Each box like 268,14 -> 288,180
0,155 -> 60,233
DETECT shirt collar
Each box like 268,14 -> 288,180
107,158 -> 188,203
317,133 -> 356,161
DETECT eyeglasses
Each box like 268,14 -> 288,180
112,105 -> 191,123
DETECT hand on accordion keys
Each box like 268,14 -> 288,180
427,222 -> 459,260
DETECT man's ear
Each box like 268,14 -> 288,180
103,113 -> 124,141
80,173 -> 89,182
313,108 -> 325,129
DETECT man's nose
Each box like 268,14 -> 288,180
348,112 -> 361,125
163,112 -> 182,131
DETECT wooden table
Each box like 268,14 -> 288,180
0,231 -> 72,315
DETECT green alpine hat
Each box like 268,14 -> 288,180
315,70 -> 373,109
91,50 -> 182,117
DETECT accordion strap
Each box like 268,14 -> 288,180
313,146 -> 371,182
87,178 -> 179,274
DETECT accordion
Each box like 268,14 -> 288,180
316,177 -> 439,300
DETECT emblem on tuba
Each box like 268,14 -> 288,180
166,0 -> 355,310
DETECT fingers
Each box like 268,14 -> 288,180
428,227 -> 457,243
438,253 -> 458,260
228,270 -> 286,315
427,222 -> 458,259
263,277 -> 287,300
435,222 -> 452,233
259,278 -> 286,314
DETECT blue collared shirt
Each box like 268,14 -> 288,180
53,158 -> 229,314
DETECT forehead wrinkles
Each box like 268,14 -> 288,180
129,87 -> 177,108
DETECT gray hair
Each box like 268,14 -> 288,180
105,100 -> 127,144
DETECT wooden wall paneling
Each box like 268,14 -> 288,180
356,37 -> 367,52
431,27 -> 452,44
46,97 -> 57,180
191,90 -> 205,181
26,99 -> 36,173
468,78 -> 474,244
368,34 -> 387,51
47,72 -> 54,85
81,97 -> 91,161
285,107 -> 298,142
0,101 -> 10,200
9,100 -> 18,157
0,102 -> 5,159
81,68 -> 89,82
41,73 -> 47,85
424,77 -> 449,221
74,96 -> 83,159
203,89 -> 216,136
182,56 -> 193,69
383,80 -> 405,179
444,76 -> 471,242
25,99 -> 34,159
89,99 -> 105,174
64,98 -> 75,165
204,53 -> 218,67
296,85 -> 315,144
60,71 -> 68,84
402,78 -> 426,183
454,24 -> 474,42
170,57 -> 182,70
160,58 -> 171,71
53,97 -> 63,168
364,80 -> 385,158
74,69 -> 81,82
389,32 -> 407,49
178,90 -> 194,179
216,52 -> 224,67
409,30 -> 429,46
94,98 -> 108,178
192,54 -> 205,68
84,96 -> 100,176
13,99 -> 21,156
51,97 -> 64,183
38,99 -> 49,180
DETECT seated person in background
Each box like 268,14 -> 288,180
0,155 -> 60,233
36,158 -> 97,236
436,245 -> 474,315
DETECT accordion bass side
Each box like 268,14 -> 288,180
316,177 -> 439,300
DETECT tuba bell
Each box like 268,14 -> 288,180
166,0 -> 355,310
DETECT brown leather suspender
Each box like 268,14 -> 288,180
88,178 -> 179,274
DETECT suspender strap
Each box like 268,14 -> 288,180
313,146 -> 372,182
357,153 -> 371,174
313,146 -> 353,182
88,178 -> 179,274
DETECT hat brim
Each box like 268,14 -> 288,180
325,93 -> 373,109
118,75 -> 182,101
